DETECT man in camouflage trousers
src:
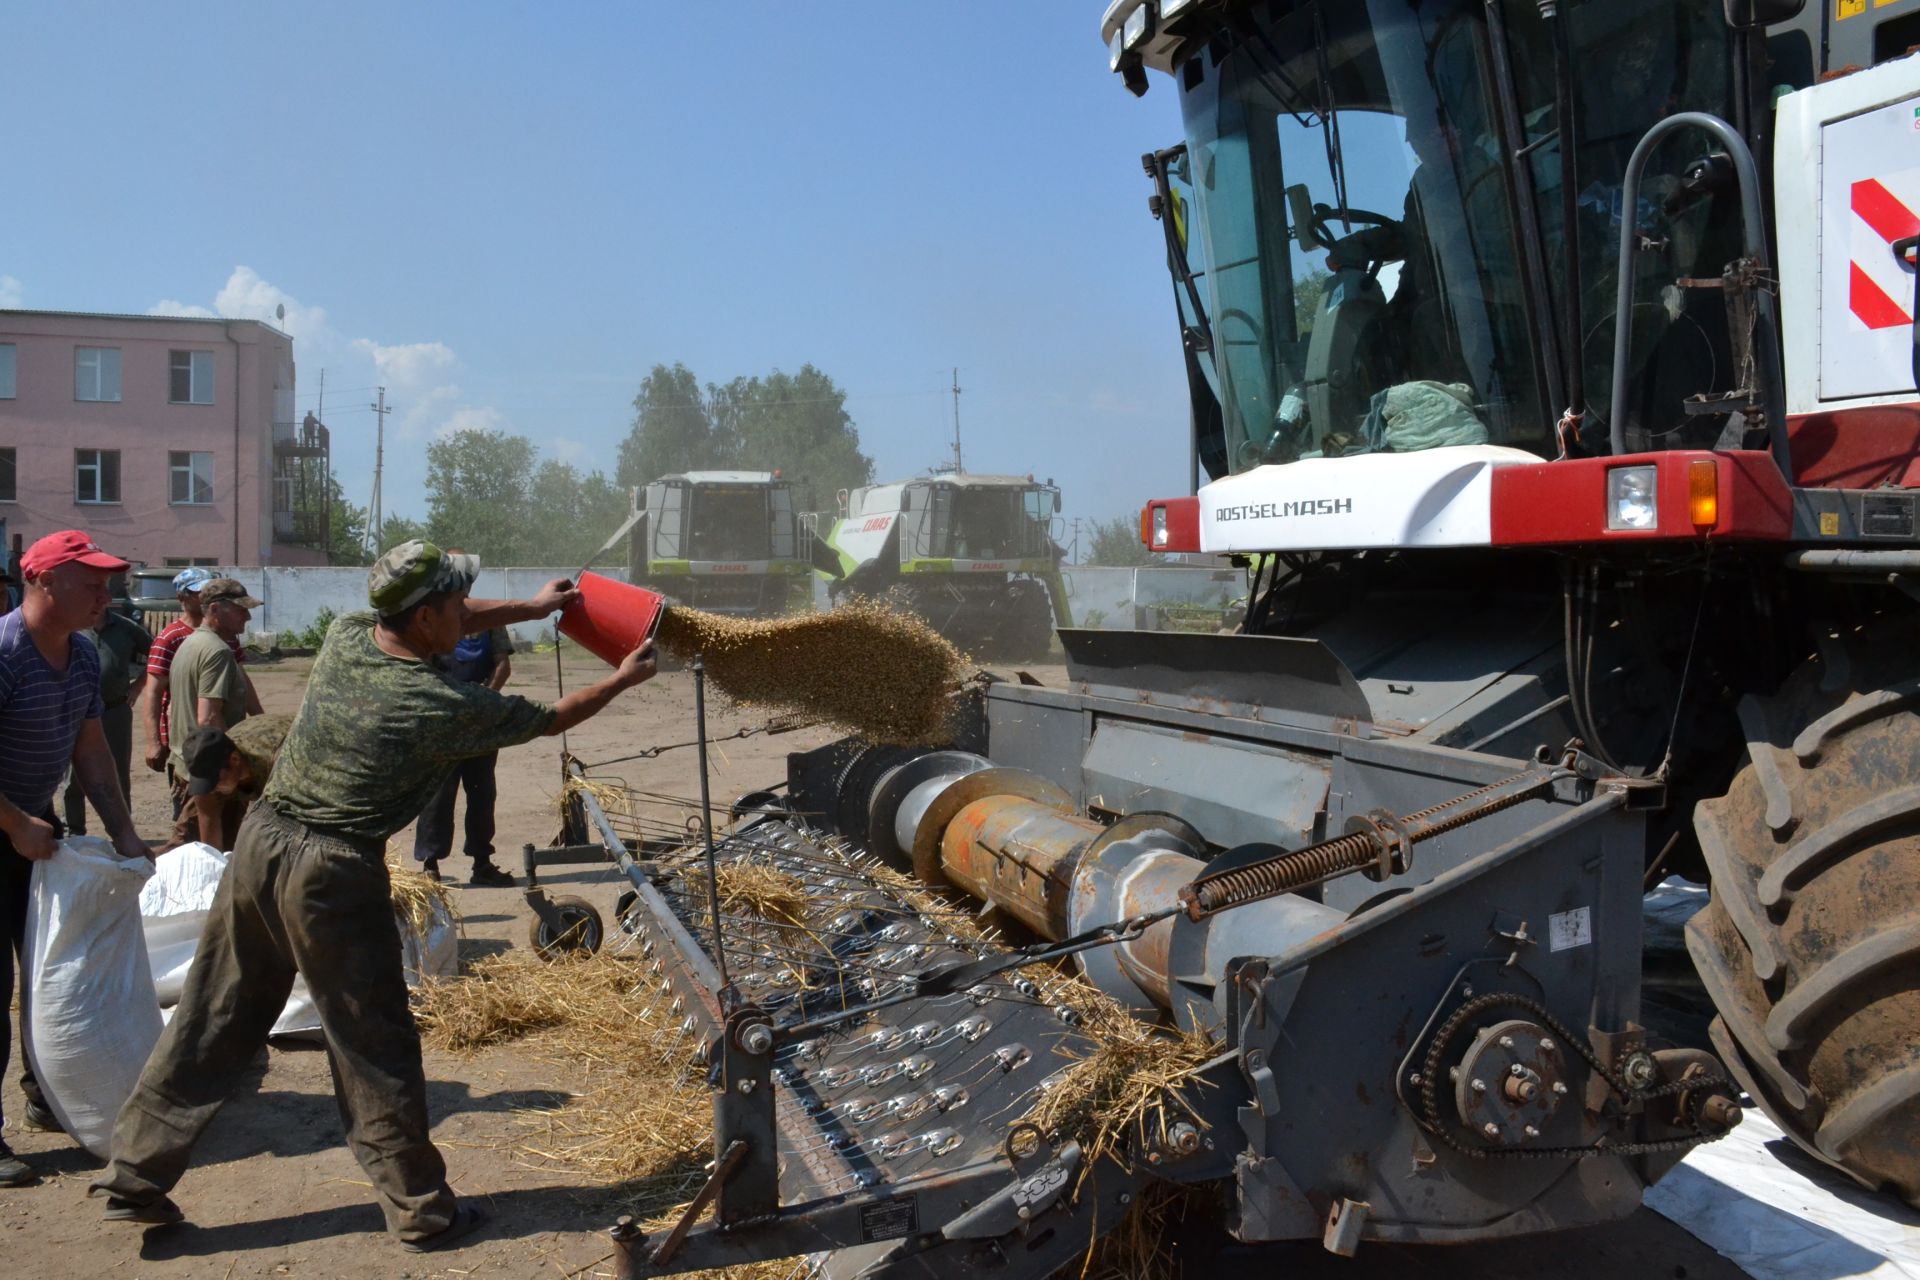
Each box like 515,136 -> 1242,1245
93,541 -> 657,1251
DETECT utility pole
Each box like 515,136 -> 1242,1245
1069,515 -> 1082,566
949,367 -> 964,474
364,386 -> 389,557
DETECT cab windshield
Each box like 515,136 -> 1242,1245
1176,0 -> 1546,473
687,486 -> 771,561
1172,0 -> 1737,476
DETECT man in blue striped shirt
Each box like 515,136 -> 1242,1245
0,531 -> 153,1189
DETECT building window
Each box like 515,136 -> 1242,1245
0,345 -> 15,399
169,350 -> 214,404
0,448 -> 14,502
162,557 -> 219,568
75,448 -> 121,503
75,347 -> 122,402
169,450 -> 215,505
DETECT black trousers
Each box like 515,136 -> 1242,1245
94,804 -> 456,1240
1,812 -> 57,1129
410,753 -> 498,865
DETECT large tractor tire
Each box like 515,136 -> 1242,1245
1687,623 -> 1920,1206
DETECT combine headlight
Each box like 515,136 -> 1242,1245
1605,465 -> 1659,532
1108,28 -> 1126,72
1123,3 -> 1152,50
1152,505 -> 1170,548
1161,0 -> 1195,15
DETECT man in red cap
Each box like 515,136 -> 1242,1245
0,531 -> 154,1188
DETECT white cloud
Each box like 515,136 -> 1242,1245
147,299 -> 217,318
213,265 -> 333,345
549,437 -> 587,464
0,275 -> 24,308
353,338 -> 457,395
434,406 -> 507,439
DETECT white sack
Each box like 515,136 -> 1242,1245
25,837 -> 163,1160
139,842 -> 229,1006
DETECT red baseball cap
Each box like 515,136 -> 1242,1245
21,530 -> 132,579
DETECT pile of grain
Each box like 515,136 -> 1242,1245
657,600 -> 966,745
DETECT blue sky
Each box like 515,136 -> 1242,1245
1,3 -> 1196,543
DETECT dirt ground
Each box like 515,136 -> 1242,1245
1,644 -> 1741,1280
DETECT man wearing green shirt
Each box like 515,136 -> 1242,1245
94,541 -> 656,1253
164,579 -> 259,847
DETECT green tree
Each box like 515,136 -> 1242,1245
526,459 -> 632,565
424,429 -> 537,563
617,363 -> 724,489
1086,515 -> 1163,567
377,513 -> 429,551
616,362 -> 875,509
1292,267 -> 1332,335
325,474 -> 373,566
713,364 -> 874,509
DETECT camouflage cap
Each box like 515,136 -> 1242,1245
368,539 -> 480,616
199,577 -> 263,609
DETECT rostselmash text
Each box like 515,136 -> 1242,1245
1213,498 -> 1354,522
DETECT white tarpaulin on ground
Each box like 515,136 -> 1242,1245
1649,1109 -> 1920,1279
1639,879 -> 1920,1278
140,841 -> 460,1042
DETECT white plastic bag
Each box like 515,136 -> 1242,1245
139,842 -> 230,1006
25,836 -> 163,1160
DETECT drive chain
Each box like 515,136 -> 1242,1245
1416,991 -> 1737,1160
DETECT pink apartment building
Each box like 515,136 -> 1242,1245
0,309 -> 332,571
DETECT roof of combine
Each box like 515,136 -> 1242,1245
657,470 -> 780,485
918,472 -> 1043,489
1101,0 -> 1217,84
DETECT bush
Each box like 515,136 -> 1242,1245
296,607 -> 337,651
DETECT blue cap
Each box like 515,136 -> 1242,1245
172,566 -> 217,594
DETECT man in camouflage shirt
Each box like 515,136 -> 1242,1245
94,541 -> 657,1251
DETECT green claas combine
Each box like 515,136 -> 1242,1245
625,471 -> 819,617
822,471 -> 1072,659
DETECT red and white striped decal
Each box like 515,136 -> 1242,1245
1850,171 -> 1920,330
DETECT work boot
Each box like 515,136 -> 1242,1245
21,1099 -> 60,1133
469,861 -> 515,888
421,857 -> 442,883
0,1141 -> 36,1188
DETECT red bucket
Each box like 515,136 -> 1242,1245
557,571 -> 667,667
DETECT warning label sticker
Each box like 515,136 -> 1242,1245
1549,907 -> 1593,953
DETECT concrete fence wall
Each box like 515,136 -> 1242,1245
153,566 -> 634,649
163,562 -> 1240,649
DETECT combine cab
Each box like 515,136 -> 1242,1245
825,473 -> 1071,659
592,1 -> 1920,1275
627,471 -> 816,616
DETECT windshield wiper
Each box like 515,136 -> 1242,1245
1145,144 -> 1213,356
